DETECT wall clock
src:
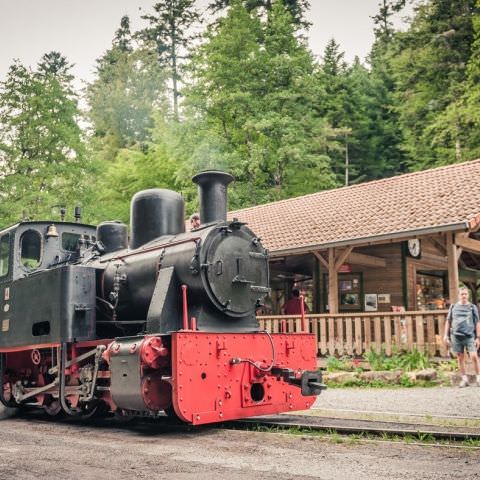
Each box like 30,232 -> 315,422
407,239 -> 421,259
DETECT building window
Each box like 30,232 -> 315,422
20,230 -> 42,270
324,273 -> 363,312
0,234 -> 10,277
416,271 -> 446,310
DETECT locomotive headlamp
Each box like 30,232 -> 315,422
46,224 -> 59,238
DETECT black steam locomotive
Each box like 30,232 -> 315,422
0,171 -> 323,424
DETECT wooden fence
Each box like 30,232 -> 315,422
257,310 -> 449,357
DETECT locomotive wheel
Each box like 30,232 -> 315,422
43,397 -> 63,417
0,404 -> 18,420
77,401 -> 102,420
113,409 -> 136,424
164,405 -> 183,424
0,379 -> 18,419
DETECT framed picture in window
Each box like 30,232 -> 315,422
341,293 -> 359,306
365,293 -> 378,312
339,280 -> 353,291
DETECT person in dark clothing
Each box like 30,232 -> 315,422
281,289 -> 309,315
443,286 -> 480,387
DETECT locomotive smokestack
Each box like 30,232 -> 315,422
192,170 -> 234,224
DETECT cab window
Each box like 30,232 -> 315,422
20,230 -> 42,269
0,234 -> 10,277
62,232 -> 81,252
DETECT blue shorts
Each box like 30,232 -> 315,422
451,335 -> 476,354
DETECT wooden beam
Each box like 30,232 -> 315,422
328,248 -> 339,314
454,234 -> 480,254
334,246 -> 354,271
427,237 -> 447,256
346,251 -> 387,268
446,232 -> 460,303
312,251 -> 328,270
415,252 -> 447,267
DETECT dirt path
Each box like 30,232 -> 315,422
0,415 -> 479,480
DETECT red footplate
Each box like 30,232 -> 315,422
171,332 -> 318,425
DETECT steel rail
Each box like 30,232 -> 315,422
230,415 -> 480,442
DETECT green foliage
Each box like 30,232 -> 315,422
398,348 -> 431,371
208,0 -> 311,28
137,0 -> 202,119
89,116 -> 183,224
183,0 -> 336,208
5,0 -> 480,231
326,356 -> 354,372
399,374 -> 416,387
86,17 -> 167,161
391,0 -> 479,168
362,347 -> 431,372
0,53 -> 90,227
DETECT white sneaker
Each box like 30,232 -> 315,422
459,378 -> 469,388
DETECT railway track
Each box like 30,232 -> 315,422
230,414 -> 480,442
4,406 -> 480,443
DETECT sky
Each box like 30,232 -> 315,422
0,0 -> 412,88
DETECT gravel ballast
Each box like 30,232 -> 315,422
313,386 -> 480,418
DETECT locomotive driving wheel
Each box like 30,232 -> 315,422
43,396 -> 62,417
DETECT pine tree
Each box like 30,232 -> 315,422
0,53 -> 88,226
391,0 -> 478,168
86,16 -> 167,161
363,1 -> 408,179
137,1 -> 201,120
372,0 -> 409,40
208,0 -> 311,28
427,1 -> 480,162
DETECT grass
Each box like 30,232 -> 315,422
326,376 -> 438,389
323,347 -> 451,387
362,347 -> 431,372
299,408 -> 480,429
235,424 -> 480,449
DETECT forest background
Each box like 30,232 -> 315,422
0,0 -> 479,227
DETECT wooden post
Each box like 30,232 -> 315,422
446,232 -> 460,304
314,247 -> 353,314
328,248 -> 338,313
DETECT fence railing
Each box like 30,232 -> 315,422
257,310 -> 449,357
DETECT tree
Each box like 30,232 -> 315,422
361,0 -> 409,179
391,0 -> 478,169
0,53 -> 89,226
426,1 -> 480,162
90,117 -> 181,223
86,16 -> 167,162
137,1 -> 201,120
208,0 -> 311,28
183,1 -> 335,206
372,0 -> 409,40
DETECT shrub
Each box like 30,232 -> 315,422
325,356 -> 354,372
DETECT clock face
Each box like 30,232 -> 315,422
407,239 -> 421,258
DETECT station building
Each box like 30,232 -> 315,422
229,160 -> 480,356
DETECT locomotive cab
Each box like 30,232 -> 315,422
0,222 -> 98,350
0,221 -> 97,282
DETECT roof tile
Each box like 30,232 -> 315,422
228,159 -> 480,253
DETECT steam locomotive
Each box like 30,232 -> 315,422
0,171 -> 323,425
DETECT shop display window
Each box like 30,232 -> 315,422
416,272 -> 446,310
324,273 -> 363,312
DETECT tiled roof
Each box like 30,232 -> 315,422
228,159 -> 480,255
